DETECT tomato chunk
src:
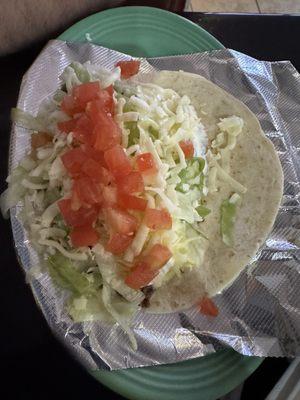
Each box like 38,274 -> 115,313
70,225 -> 99,247
57,118 -> 79,133
116,60 -> 141,79
82,158 -> 104,181
102,186 -> 117,207
86,92 -> 114,123
104,145 -> 132,178
81,144 -> 108,167
125,244 -> 172,289
179,140 -> 194,159
198,297 -> 219,317
72,82 -> 100,109
98,86 -> 115,115
103,207 -> 138,235
145,244 -> 172,270
72,114 -> 94,144
118,193 -> 147,211
125,261 -> 156,290
105,233 -> 133,254
61,82 -> 106,117
117,171 -> 144,194
82,158 -> 113,185
72,177 -> 102,206
31,132 -> 52,149
58,198 -> 98,227
70,184 -> 82,211
136,152 -> 157,175
144,208 -> 172,230
61,94 -> 82,116
61,148 -> 87,175
93,111 -> 121,151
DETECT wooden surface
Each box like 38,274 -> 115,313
189,0 -> 300,13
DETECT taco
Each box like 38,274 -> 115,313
1,61 -> 283,340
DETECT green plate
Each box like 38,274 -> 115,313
92,350 -> 262,400
59,6 -> 262,400
59,6 -> 224,57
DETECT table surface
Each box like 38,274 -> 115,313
0,12 -> 296,400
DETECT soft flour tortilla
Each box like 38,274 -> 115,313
138,71 -> 283,313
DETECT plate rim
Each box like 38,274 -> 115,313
58,5 -> 224,53
90,350 -> 263,400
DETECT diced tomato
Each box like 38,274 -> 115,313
82,158 -> 102,180
136,152 -> 157,175
125,261 -> 156,290
116,60 -> 141,79
82,158 -> 104,181
72,177 -> 102,206
61,148 -> 87,175
103,207 -> 138,235
61,82 -> 103,116
179,140 -> 194,159
86,90 -> 114,122
105,84 -> 114,97
72,82 -> 100,109
198,297 -> 219,317
117,171 -> 144,194
31,132 -> 52,149
72,114 -> 94,144
125,244 -> 172,289
86,100 -> 103,124
81,144 -> 108,167
118,193 -> 147,211
58,198 -> 98,227
145,244 -> 172,270
102,185 -> 117,207
61,94 -> 82,116
144,208 -> 172,230
100,168 -> 114,186
105,233 -> 133,254
99,86 -> 115,115
70,185 -> 82,211
70,225 -> 99,247
57,118 -> 79,133
104,145 -> 132,178
93,111 -> 121,151
81,155 -> 112,185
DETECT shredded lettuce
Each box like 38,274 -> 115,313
125,121 -> 140,146
94,243 -> 143,304
69,295 -> 111,323
196,205 -> 211,218
102,283 -> 137,350
48,254 -> 100,296
11,108 -> 45,131
69,61 -> 91,83
151,220 -> 208,286
176,157 -> 205,193
220,193 -> 241,246
218,116 -> 244,137
40,239 -> 88,261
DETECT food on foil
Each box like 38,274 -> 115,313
1,60 -> 283,347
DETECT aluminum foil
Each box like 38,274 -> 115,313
9,40 -> 300,370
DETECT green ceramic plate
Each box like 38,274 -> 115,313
91,350 -> 262,400
59,6 -> 262,400
59,6 -> 224,57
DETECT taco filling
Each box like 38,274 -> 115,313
1,60 -> 283,347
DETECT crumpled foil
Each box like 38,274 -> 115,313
9,40 -> 300,370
